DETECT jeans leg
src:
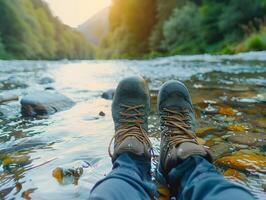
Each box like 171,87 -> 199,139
89,153 -> 157,200
168,156 -> 255,200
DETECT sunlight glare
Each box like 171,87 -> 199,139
43,0 -> 111,27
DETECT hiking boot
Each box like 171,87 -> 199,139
109,76 -> 153,161
158,80 -> 212,175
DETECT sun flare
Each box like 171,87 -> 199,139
43,0 -> 111,27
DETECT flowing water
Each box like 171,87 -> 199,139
0,52 -> 265,199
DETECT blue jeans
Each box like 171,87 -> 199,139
89,153 -> 255,200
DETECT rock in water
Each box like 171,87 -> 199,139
38,77 -> 55,85
20,91 -> 75,117
101,89 -> 115,100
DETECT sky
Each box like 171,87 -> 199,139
43,0 -> 111,27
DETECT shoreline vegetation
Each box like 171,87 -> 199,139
1,0 -> 266,60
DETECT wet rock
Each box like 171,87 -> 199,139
227,132 -> 266,147
52,167 -> 83,185
101,89 -> 115,100
210,143 -> 233,160
44,87 -> 55,90
215,150 -> 266,172
0,76 -> 28,90
0,94 -> 19,104
20,91 -> 75,117
22,188 -> 37,200
38,77 -> 54,85
99,111 -> 105,116
252,118 -> 266,129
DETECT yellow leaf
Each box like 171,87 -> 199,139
218,106 -> 236,116
227,124 -> 247,132
52,167 -> 63,184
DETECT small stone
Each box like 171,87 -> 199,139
52,167 -> 83,185
101,89 -> 115,100
38,77 -> 54,85
45,87 -> 55,90
99,111 -> 105,116
227,132 -> 266,147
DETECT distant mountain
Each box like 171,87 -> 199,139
78,7 -> 109,46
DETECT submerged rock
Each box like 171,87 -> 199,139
0,94 -> 19,104
215,150 -> 266,172
38,77 -> 54,85
20,91 -> 75,117
210,143 -> 233,160
0,76 -> 28,90
227,132 -> 266,147
101,89 -> 115,100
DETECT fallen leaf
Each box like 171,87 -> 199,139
223,169 -> 245,181
52,167 -> 63,184
218,106 -> 236,116
227,124 -> 248,132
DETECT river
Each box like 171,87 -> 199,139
0,52 -> 266,199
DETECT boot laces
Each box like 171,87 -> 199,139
161,108 -> 198,148
108,104 -> 153,158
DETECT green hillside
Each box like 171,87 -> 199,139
0,0 -> 93,60
97,0 -> 266,59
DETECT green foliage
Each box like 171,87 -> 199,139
237,27 -> 266,51
98,0 -> 266,58
97,0 -> 157,58
162,3 -> 204,54
0,0 -> 93,60
148,0 -> 181,51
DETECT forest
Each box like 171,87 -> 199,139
97,0 -> 266,58
1,0 -> 266,60
0,0 -> 93,60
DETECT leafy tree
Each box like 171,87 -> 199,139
0,0 -> 93,60
162,3 -> 204,54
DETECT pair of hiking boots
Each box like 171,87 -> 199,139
109,76 -> 212,178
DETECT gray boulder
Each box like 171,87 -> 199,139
101,89 -> 115,100
21,91 -> 75,117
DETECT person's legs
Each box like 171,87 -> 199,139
90,153 -> 156,200
89,76 -> 156,200
157,80 -> 255,200
168,156 -> 255,200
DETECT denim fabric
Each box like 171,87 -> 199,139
89,154 -> 255,200
89,153 -> 157,200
